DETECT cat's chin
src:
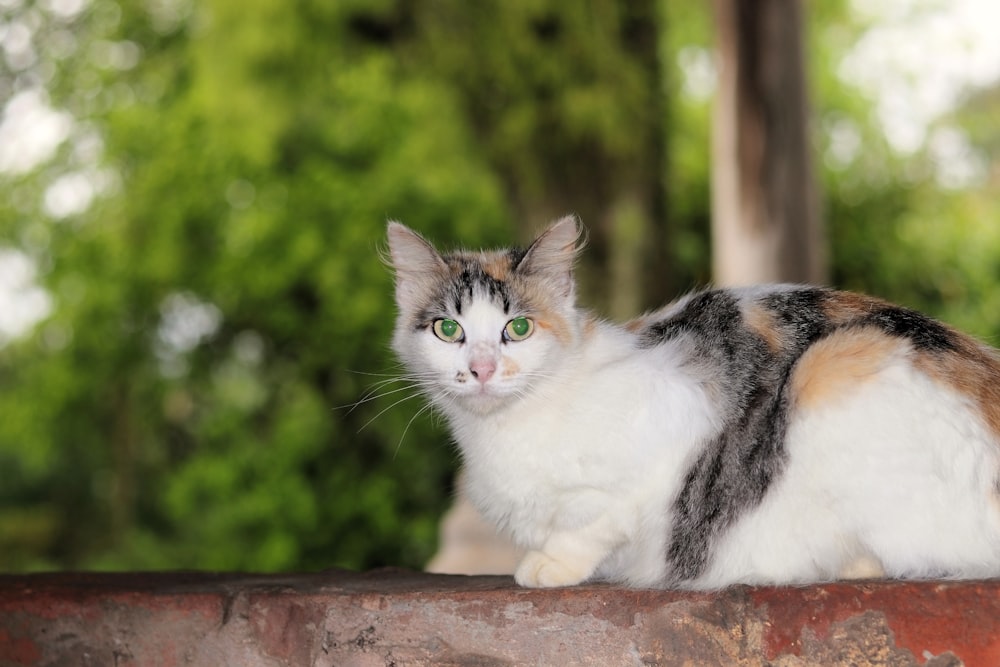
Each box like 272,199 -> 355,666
452,386 -> 518,415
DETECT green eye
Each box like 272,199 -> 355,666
432,318 -> 464,343
504,316 -> 534,342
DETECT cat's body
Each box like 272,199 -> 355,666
387,216 -> 1000,589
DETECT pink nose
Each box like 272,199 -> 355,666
469,358 -> 497,384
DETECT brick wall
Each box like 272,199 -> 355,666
1,569 -> 997,665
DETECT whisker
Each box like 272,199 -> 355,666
346,369 -> 405,378
335,369 -> 437,412
392,401 -> 436,460
357,391 -> 427,433
356,374 -> 426,396
341,382 -> 424,413
334,379 -> 417,412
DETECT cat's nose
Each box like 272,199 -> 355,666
469,358 -> 497,384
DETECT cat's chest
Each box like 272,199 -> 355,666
459,375 -> 684,521
463,418 -> 626,544
452,347 -> 718,544
470,375 -> 651,469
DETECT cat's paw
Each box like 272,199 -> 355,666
514,550 -> 590,588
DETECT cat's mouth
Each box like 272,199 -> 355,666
465,382 -> 500,398
450,379 -> 515,412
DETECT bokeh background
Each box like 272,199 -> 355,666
1,0 -> 998,572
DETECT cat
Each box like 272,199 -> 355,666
386,215 -> 1000,589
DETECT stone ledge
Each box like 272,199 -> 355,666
1,569 -> 998,666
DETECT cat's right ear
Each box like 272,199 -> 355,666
385,222 -> 448,312
516,215 -> 584,299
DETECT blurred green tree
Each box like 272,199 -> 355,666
0,0 -> 511,571
409,0 -> 675,318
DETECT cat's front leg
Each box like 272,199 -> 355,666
513,518 -> 624,588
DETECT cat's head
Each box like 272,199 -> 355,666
386,216 -> 583,415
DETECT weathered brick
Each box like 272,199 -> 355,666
1,569 -> 997,666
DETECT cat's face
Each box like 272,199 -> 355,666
387,217 -> 582,415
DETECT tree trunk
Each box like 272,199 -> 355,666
711,0 -> 826,286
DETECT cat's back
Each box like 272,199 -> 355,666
620,283 -> 992,486
627,284 -> 1000,586
630,284 -> 1000,426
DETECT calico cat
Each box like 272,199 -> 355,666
386,215 -> 1000,589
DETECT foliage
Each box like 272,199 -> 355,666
0,0 -> 509,571
1,0 -> 999,572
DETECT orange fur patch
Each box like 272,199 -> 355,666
534,316 -> 571,345
624,318 -> 645,333
914,338 -> 1000,441
480,252 -> 513,281
624,312 -> 656,333
917,342 -> 1000,519
791,328 -> 906,410
822,290 -> 1000,442
500,356 -> 521,378
742,305 -> 784,352
824,290 -> 1000,446
822,290 -> 892,325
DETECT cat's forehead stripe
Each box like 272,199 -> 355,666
443,254 -> 515,313
438,248 -> 572,322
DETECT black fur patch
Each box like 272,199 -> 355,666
862,305 -> 958,352
644,288 -> 831,582
507,246 -> 530,271
638,290 -> 744,351
761,288 -> 831,344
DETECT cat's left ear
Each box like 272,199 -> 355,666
517,215 -> 583,298
386,222 -> 448,312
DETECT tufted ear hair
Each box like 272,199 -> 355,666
515,215 -> 584,299
385,222 -> 448,312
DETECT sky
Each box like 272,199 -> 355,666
1,0 -> 1000,344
